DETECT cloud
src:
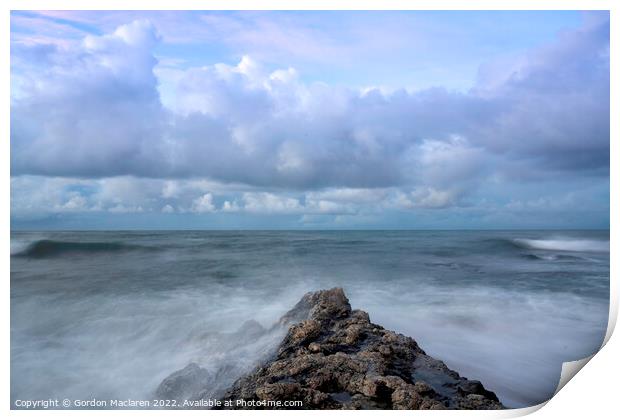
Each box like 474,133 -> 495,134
9,13 -> 609,225
11,19 -> 168,178
470,13 -> 610,172
190,193 -> 216,213
306,188 -> 388,204
241,192 -> 302,214
10,174 -> 608,231
392,188 -> 458,210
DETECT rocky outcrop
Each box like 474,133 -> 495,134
155,319 -> 278,403
158,288 -> 504,410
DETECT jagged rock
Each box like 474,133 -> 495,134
155,363 -> 211,402
236,319 -> 267,340
155,318 -> 279,404
215,288 -> 504,410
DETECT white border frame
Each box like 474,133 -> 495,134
2,1 -> 616,419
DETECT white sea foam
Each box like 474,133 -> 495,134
514,238 -> 609,253
10,238 -> 40,255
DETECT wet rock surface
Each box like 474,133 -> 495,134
158,288 -> 504,410
156,363 -> 212,402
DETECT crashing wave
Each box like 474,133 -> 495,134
12,239 -> 142,258
512,238 -> 609,253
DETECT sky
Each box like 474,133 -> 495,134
10,10 -> 610,230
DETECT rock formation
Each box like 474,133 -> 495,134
157,288 -> 504,410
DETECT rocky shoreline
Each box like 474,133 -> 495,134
157,288 -> 504,410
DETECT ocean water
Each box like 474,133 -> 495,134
10,230 -> 609,409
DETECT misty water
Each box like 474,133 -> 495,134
10,230 -> 609,408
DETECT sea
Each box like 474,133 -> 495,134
10,230 -> 610,409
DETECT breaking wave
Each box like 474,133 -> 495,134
11,239 -> 146,258
512,238 -> 609,253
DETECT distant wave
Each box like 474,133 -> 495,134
12,239 -> 147,258
513,238 -> 609,253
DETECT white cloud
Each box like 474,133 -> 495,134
304,199 -> 353,215
54,194 -> 89,212
390,188 -> 457,210
10,174 -> 609,229
411,188 -> 457,209
222,200 -> 241,212
12,16 -> 609,190
9,15 -> 610,226
190,193 -> 215,213
108,204 -> 144,213
161,204 -> 175,213
241,192 -> 302,214
306,188 -> 388,204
